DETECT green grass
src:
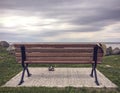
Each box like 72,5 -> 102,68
0,47 -> 120,93
98,55 -> 120,88
0,47 -> 21,86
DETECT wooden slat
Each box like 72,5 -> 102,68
15,47 -> 94,49
17,59 -> 102,64
15,47 -> 103,54
16,57 -> 102,61
26,57 -> 92,61
17,57 -> 91,61
25,61 -> 92,64
19,60 -> 101,64
14,43 -> 96,48
15,52 -> 103,57
15,48 -> 94,52
15,53 -> 92,57
15,47 -> 103,52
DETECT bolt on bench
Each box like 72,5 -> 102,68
13,43 -> 105,85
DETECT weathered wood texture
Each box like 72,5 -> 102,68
14,43 -> 103,64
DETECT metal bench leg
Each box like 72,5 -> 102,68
90,63 -> 94,77
18,45 -> 32,85
18,64 -> 31,85
18,67 -> 25,85
90,63 -> 99,85
93,62 -> 100,85
91,45 -> 100,86
94,68 -> 99,85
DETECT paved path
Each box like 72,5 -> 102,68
3,67 -> 117,88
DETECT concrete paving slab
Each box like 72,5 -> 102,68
3,67 -> 117,88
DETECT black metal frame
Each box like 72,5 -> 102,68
90,45 -> 99,85
18,45 -> 31,85
18,44 -> 100,85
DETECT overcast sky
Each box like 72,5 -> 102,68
0,0 -> 120,42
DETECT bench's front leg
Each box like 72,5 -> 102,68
18,67 -> 26,85
94,67 -> 99,85
90,63 -> 99,85
18,64 -> 31,85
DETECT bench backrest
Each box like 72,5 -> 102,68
14,43 -> 104,64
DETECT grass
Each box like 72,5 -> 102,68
0,47 -> 21,86
0,46 -> 120,93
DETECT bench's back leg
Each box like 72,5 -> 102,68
26,63 -> 32,77
18,67 -> 25,85
90,63 -> 94,77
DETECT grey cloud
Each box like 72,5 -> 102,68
0,0 -> 83,10
0,32 -> 24,38
0,32 -> 21,41
30,27 -> 100,38
0,0 -> 120,10
69,8 -> 120,25
0,32 -> 44,42
1,0 -> 120,23
0,0 -> 120,42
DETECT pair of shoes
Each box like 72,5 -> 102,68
48,66 -> 54,71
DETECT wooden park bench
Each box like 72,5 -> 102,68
13,43 -> 105,85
